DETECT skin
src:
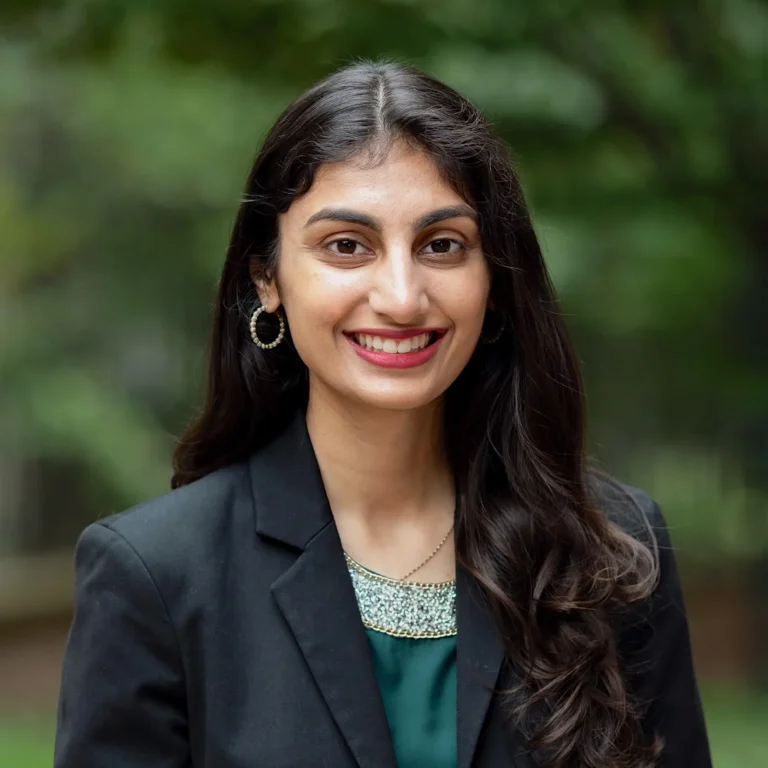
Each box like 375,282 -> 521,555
253,143 -> 490,581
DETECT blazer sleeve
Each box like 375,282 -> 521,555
54,522 -> 190,768
620,499 -> 712,767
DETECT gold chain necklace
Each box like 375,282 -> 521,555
399,522 -> 455,581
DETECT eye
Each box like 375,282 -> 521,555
325,238 -> 371,256
421,238 -> 466,256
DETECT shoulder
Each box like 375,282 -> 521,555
98,460 -> 252,546
586,470 -> 682,618
585,469 -> 666,549
77,460 -> 254,589
586,470 -> 691,644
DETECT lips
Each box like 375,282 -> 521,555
343,328 -> 447,369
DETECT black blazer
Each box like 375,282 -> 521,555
54,414 -> 712,767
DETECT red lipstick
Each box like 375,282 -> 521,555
343,329 -> 447,369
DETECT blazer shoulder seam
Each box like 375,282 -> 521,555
95,521 -> 185,668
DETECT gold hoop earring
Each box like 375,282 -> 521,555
249,306 -> 285,349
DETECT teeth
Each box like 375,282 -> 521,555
353,333 -> 433,353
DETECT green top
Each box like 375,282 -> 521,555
345,552 -> 458,768
365,629 -> 457,768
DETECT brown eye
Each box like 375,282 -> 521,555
337,239 -> 357,254
422,238 -> 464,256
431,239 -> 453,253
326,238 -> 368,256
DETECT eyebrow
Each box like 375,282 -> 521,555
304,204 -> 478,232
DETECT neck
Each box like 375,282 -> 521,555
305,381 -> 454,529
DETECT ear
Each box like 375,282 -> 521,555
249,257 -> 281,311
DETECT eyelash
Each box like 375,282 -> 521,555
323,237 -> 467,257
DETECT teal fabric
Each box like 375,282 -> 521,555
365,628 -> 457,768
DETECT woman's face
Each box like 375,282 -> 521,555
258,143 -> 490,412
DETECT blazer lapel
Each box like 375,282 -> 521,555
251,413 -> 398,768
456,563 -> 506,768
457,565 -> 537,767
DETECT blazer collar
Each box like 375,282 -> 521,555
250,409 -> 333,550
248,410 -> 527,768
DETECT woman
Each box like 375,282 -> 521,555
54,62 -> 712,768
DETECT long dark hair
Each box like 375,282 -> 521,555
173,61 -> 660,767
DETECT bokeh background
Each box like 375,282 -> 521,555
1,1 -> 766,765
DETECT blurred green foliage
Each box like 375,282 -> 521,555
0,1 -> 766,556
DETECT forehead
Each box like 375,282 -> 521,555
284,144 -> 469,222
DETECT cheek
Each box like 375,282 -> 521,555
278,261 -> 362,342
439,266 -> 490,334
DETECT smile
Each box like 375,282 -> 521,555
344,329 -> 447,369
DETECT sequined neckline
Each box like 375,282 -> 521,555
344,552 -> 457,639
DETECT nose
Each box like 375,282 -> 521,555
367,245 -> 428,323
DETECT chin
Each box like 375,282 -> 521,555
343,383 -> 444,413
308,367 -> 451,414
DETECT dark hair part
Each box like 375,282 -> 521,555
173,61 -> 661,767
